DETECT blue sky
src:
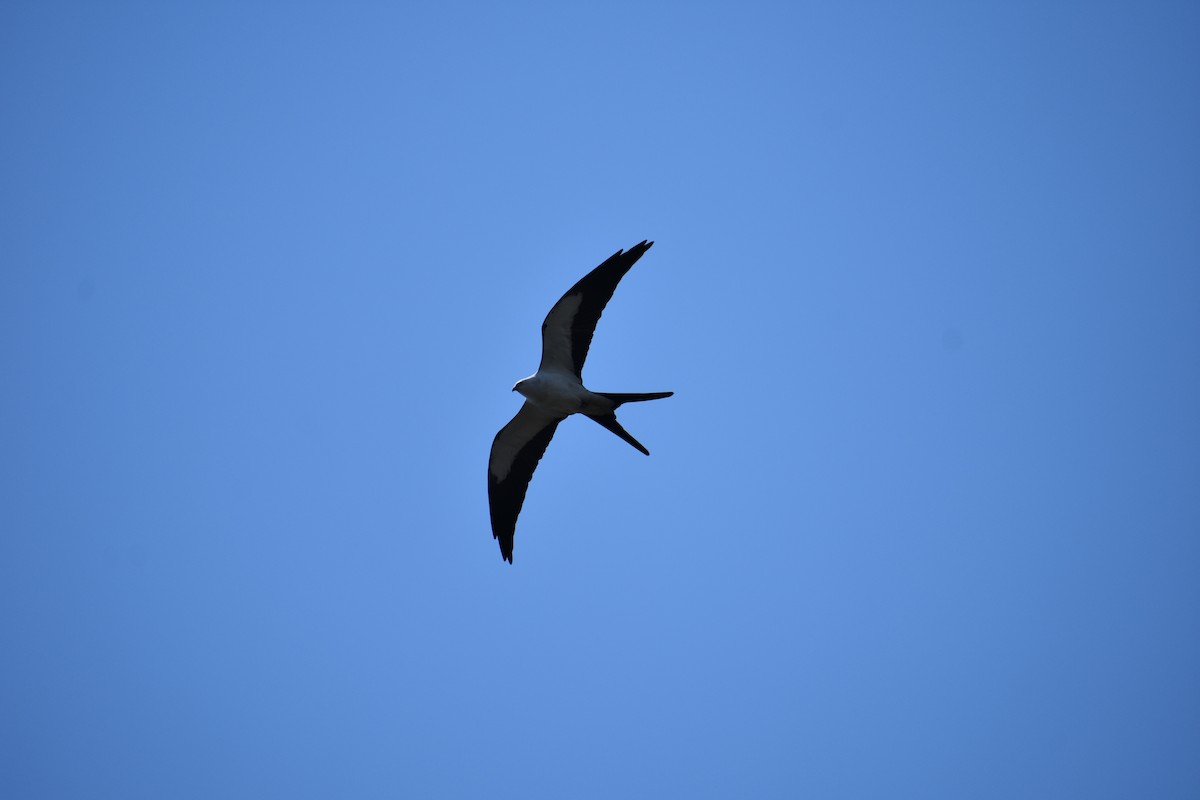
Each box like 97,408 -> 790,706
2,2 -> 1198,797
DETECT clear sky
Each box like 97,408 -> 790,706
2,2 -> 1198,798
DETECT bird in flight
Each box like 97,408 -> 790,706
487,240 -> 673,563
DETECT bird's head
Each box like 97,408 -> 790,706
512,376 -> 535,397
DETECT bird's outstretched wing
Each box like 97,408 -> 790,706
538,240 -> 654,379
488,402 -> 565,563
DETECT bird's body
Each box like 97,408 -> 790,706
487,240 -> 672,563
513,372 -> 615,417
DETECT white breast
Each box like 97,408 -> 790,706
518,371 -> 587,416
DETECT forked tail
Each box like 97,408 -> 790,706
587,391 -> 674,456
596,391 -> 674,408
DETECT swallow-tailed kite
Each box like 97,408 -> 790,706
488,240 -> 673,563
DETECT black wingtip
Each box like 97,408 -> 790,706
494,527 -> 514,563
